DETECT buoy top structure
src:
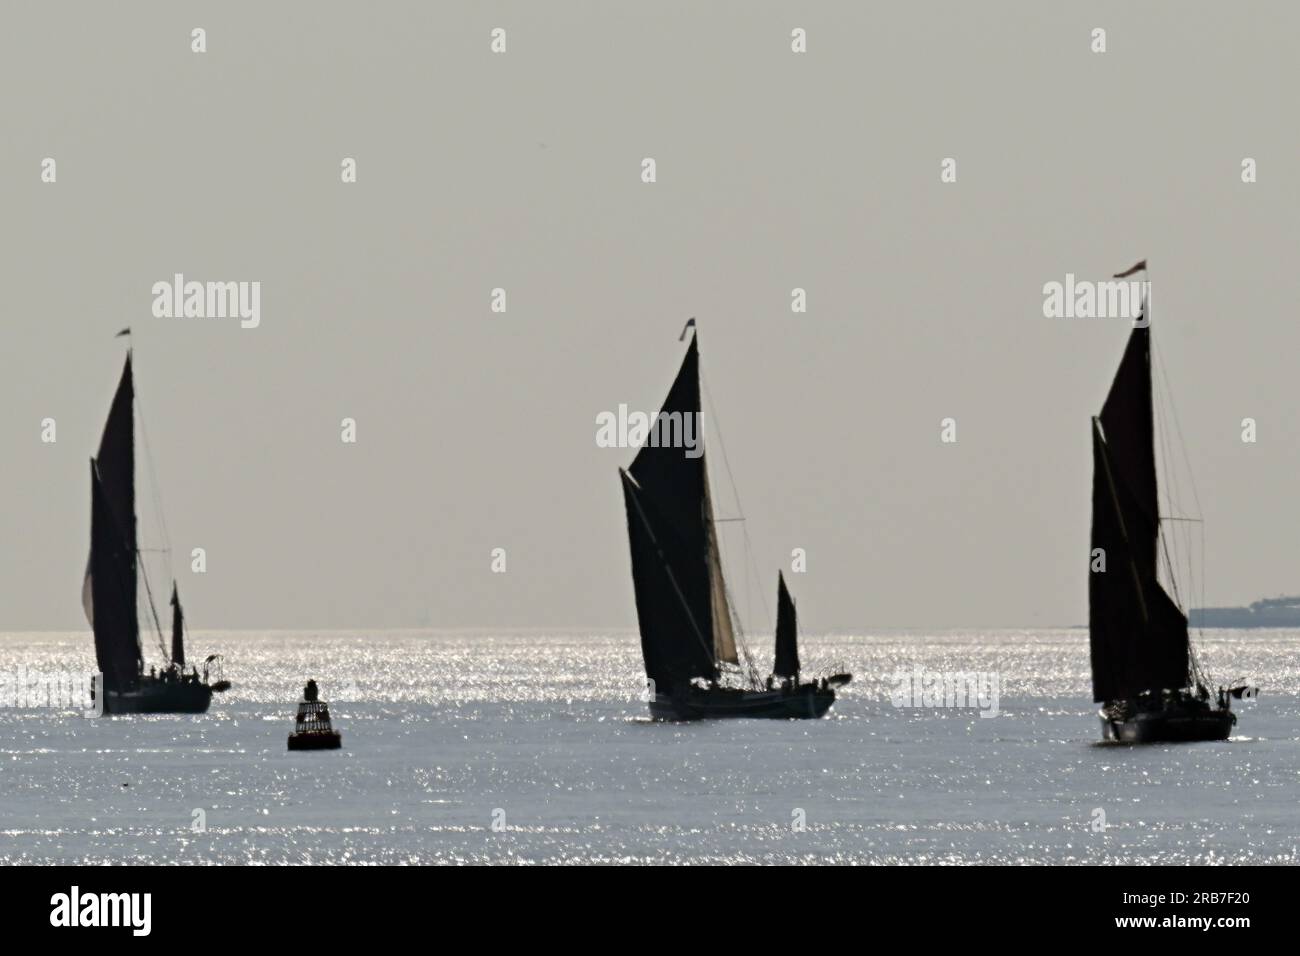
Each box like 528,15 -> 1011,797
287,679 -> 342,751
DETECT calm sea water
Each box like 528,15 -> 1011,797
0,629 -> 1296,864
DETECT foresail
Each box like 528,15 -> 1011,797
702,468 -> 738,665
81,558 -> 94,626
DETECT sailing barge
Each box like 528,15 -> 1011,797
1088,274 -> 1246,743
85,349 -> 229,714
619,329 -> 850,720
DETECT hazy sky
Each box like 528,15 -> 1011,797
3,2 -> 1299,633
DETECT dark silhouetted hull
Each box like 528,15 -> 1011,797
102,677 -> 213,714
1100,705 -> 1234,743
288,731 -> 342,750
649,684 -> 835,721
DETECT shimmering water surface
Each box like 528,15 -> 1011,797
0,629 -> 1296,864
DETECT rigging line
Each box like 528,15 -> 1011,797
1153,344 -> 1206,564
1146,290 -> 1183,603
703,464 -> 759,687
701,370 -> 774,641
1153,338 -> 1212,673
1143,271 -> 1190,637
700,368 -> 767,642
1144,272 -> 1180,590
1148,274 -> 1208,687
1153,346 -> 1204,685
133,372 -> 174,561
1154,344 -> 1195,628
1159,361 -> 1190,608
132,353 -> 178,663
698,364 -> 766,688
1151,338 -> 1188,608
137,554 -> 169,662
710,479 -> 762,687
718,497 -> 763,689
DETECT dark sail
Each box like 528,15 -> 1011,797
80,350 -> 226,714
96,356 -> 137,565
90,463 -> 142,690
1098,321 -> 1157,577
170,582 -> 185,667
621,470 -> 717,688
1141,576 -> 1192,695
621,334 -> 723,690
1088,319 -> 1191,702
773,572 -> 799,679
84,356 -> 138,630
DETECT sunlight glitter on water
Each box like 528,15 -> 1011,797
0,629 -> 1295,863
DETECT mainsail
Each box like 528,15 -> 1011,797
620,333 -> 738,689
91,464 -> 142,689
773,571 -> 799,679
170,582 -> 185,668
1088,319 -> 1190,702
86,356 -> 143,691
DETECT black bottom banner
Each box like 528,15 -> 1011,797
1,864 -> 1275,939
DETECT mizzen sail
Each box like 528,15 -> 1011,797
773,571 -> 799,679
170,582 -> 185,668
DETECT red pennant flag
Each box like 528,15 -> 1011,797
1112,260 -> 1147,278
